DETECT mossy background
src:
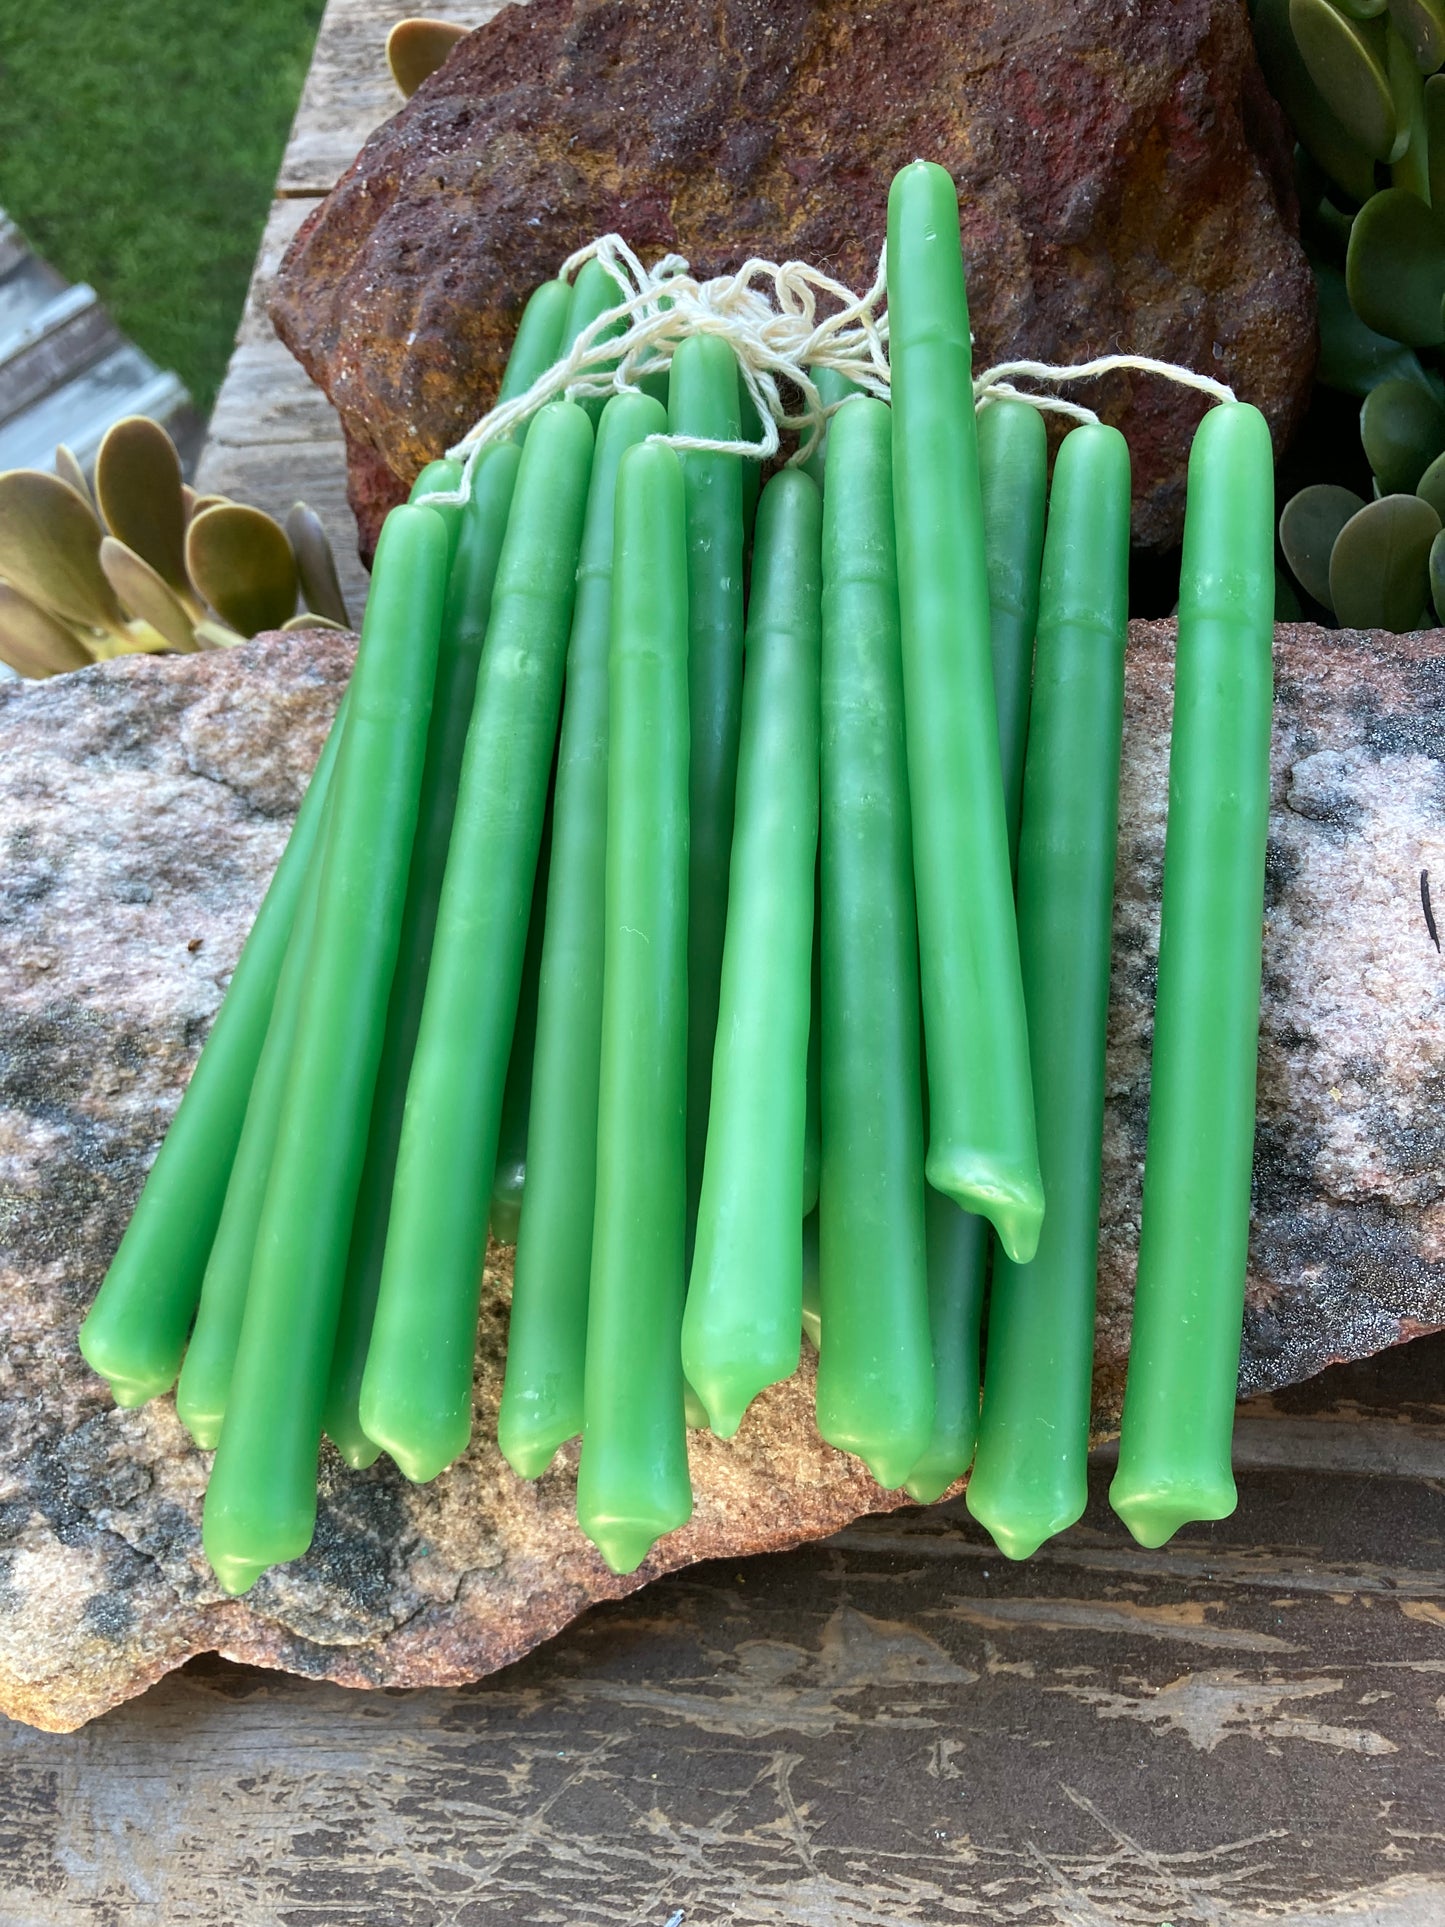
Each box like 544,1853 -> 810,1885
0,0 -> 326,413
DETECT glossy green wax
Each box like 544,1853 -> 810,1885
488,805 -> 551,1246
202,505 -> 448,1595
967,423 -> 1132,1559
410,458 -> 465,560
902,1192 -> 988,1504
682,469 -> 822,1438
887,160 -> 1043,1265
499,392 -> 668,1481
563,257 -> 628,424
499,279 -> 572,439
668,334 -> 746,1249
902,402 -> 1047,1507
799,366 -> 854,1227
576,440 -> 693,1574
359,401 -> 594,1485
321,440 -> 522,1469
815,397 -> 934,1490
176,784 -> 335,1450
801,893 -> 821,1220
1110,402 -> 1274,1549
977,398 -> 1048,864
78,696 -> 348,1407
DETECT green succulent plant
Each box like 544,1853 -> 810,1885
1253,0 -> 1445,624
0,416 -> 352,680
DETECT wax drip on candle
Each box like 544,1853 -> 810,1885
417,232 -> 1241,512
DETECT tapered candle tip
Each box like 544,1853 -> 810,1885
498,1429 -> 564,1482
902,1462 -> 962,1507
109,1378 -> 159,1410
924,1151 -> 1044,1267
357,1393 -> 468,1486
583,1519 -> 667,1577
965,1490 -> 1076,1563
1108,1473 -> 1238,1550
207,1551 -> 267,1597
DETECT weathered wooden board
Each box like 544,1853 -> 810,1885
194,2 -> 488,621
2,1341 -> 1445,1924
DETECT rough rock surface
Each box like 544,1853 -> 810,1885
1,619 -> 1441,1733
270,0 -> 1314,562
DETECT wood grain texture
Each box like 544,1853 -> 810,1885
4,1354 -> 1445,1926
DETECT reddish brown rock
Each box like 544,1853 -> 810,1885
271,0 -> 1315,563
0,619 -> 1441,1730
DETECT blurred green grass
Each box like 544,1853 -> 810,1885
0,0 -> 326,413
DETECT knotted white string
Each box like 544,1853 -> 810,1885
419,232 -> 1237,510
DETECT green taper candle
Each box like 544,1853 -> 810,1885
682,468 -> 822,1437
669,334 -> 746,1251
499,391 -> 668,1480
1110,402 -> 1274,1549
78,696 -> 348,1407
801,891 -> 821,1220
577,439 -> 693,1574
903,403 -> 1048,1507
887,160 -> 1043,1265
800,366 -> 859,486
499,279 -> 573,440
410,458 -> 465,560
967,422 -> 1131,1558
815,396 -> 934,1489
977,397 -> 1048,864
902,1193 -> 988,1504
488,802 -> 551,1246
799,367 -> 854,1224
176,783 -> 335,1450
202,504 -> 448,1594
563,257 -> 628,424
322,439 -> 522,1468
360,401 -> 594,1484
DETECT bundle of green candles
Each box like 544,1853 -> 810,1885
77,162 -> 1275,1590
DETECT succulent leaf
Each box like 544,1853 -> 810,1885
284,502 -> 351,627
99,537 -> 199,653
1345,185 -> 1445,341
94,416 -> 191,603
1254,0 -> 1382,201
1415,445 -> 1445,512
280,612 -> 349,632
386,18 -> 467,97
193,618 -> 245,651
185,503 -> 298,638
53,445 -> 93,509
1290,0 -> 1402,159
1429,524 -> 1445,612
0,580 -> 96,676
0,469 -> 127,634
1388,20 -> 1433,194
1427,72 -> 1445,198
1360,375 -> 1445,487
1328,490 -> 1440,626
1280,483 -> 1368,607
1314,259 -> 1439,388
1388,0 -> 1445,70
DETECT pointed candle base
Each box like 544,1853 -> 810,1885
1108,1470 -> 1238,1550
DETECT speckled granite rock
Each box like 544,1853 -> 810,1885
1,619 -> 1441,1733
270,0 -> 1314,563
